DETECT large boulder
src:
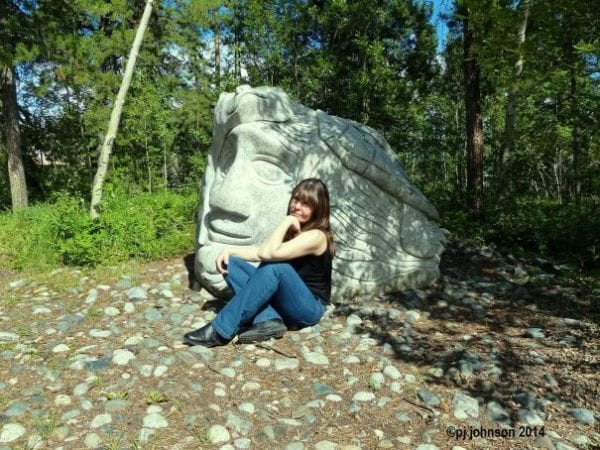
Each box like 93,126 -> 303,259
195,85 -> 446,302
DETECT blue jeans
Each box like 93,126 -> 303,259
211,256 -> 325,340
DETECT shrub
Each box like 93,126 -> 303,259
0,187 -> 198,271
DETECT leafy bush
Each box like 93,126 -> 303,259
0,187 -> 198,271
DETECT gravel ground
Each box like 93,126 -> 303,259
0,242 -> 598,450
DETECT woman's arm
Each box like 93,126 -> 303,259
257,216 -> 326,261
257,216 -> 298,258
216,216 -> 326,274
215,246 -> 260,275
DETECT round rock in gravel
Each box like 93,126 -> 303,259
353,391 -> 376,402
383,365 -> 401,380
452,392 -> 479,419
208,424 -> 230,444
570,408 -> 595,425
112,349 -> 136,365
0,424 -> 26,443
143,413 -> 168,428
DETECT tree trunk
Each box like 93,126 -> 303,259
569,68 -> 582,205
214,20 -> 221,89
462,15 -> 484,218
498,0 -> 529,197
90,0 -> 153,219
1,65 -> 28,210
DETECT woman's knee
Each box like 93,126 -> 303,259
258,262 -> 293,277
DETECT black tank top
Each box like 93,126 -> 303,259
290,251 -> 332,304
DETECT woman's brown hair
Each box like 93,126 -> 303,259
288,178 -> 335,257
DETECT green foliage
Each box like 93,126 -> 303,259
440,198 -> 600,268
0,187 -> 197,271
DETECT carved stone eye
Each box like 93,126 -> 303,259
252,158 -> 290,184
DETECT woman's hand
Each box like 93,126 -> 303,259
215,248 -> 230,275
284,215 -> 301,240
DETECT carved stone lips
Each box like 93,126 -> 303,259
207,217 -> 252,242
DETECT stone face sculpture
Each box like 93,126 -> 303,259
195,85 -> 446,302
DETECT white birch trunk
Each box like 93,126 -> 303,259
90,0 -> 153,219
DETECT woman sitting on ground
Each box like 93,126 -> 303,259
184,178 -> 335,347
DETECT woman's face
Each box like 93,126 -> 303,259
289,195 -> 314,225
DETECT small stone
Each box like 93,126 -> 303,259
368,373 -> 385,390
353,391 -> 376,402
452,392 -> 479,419
533,436 -> 555,450
518,409 -> 545,426
525,328 -> 545,339
471,304 -> 486,318
255,358 -> 271,367
404,374 -> 416,383
4,402 -> 28,417
345,314 -> 362,330
313,383 -> 335,396
343,355 -> 360,364
285,442 -> 305,450
0,332 -> 18,341
85,289 -> 98,303
220,367 -> 236,378
239,403 -> 255,414
84,433 -> 102,448
486,401 -> 510,424
54,394 -> 72,406
143,413 -> 168,429
427,367 -> 444,378
104,307 -> 120,316
0,423 -> 26,443
8,279 -> 29,288
405,310 -> 421,322
554,443 -> 577,450
303,352 -> 329,365
52,344 -> 70,353
112,349 -> 136,365
314,441 -> 338,450
274,359 -> 299,370
568,434 -> 591,447
417,389 -> 440,407
153,366 -> 168,377
89,329 -> 112,338
383,365 -> 401,380
90,414 -> 112,428
208,424 -> 230,444
569,408 -> 595,425
126,287 -> 147,300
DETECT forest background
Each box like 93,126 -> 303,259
0,0 -> 598,279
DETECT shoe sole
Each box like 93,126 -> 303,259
237,329 -> 286,344
183,336 -> 227,348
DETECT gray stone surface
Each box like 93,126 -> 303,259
194,85 -> 446,301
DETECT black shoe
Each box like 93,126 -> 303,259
237,319 -> 287,344
183,323 -> 229,347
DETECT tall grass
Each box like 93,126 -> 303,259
0,186 -> 198,271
